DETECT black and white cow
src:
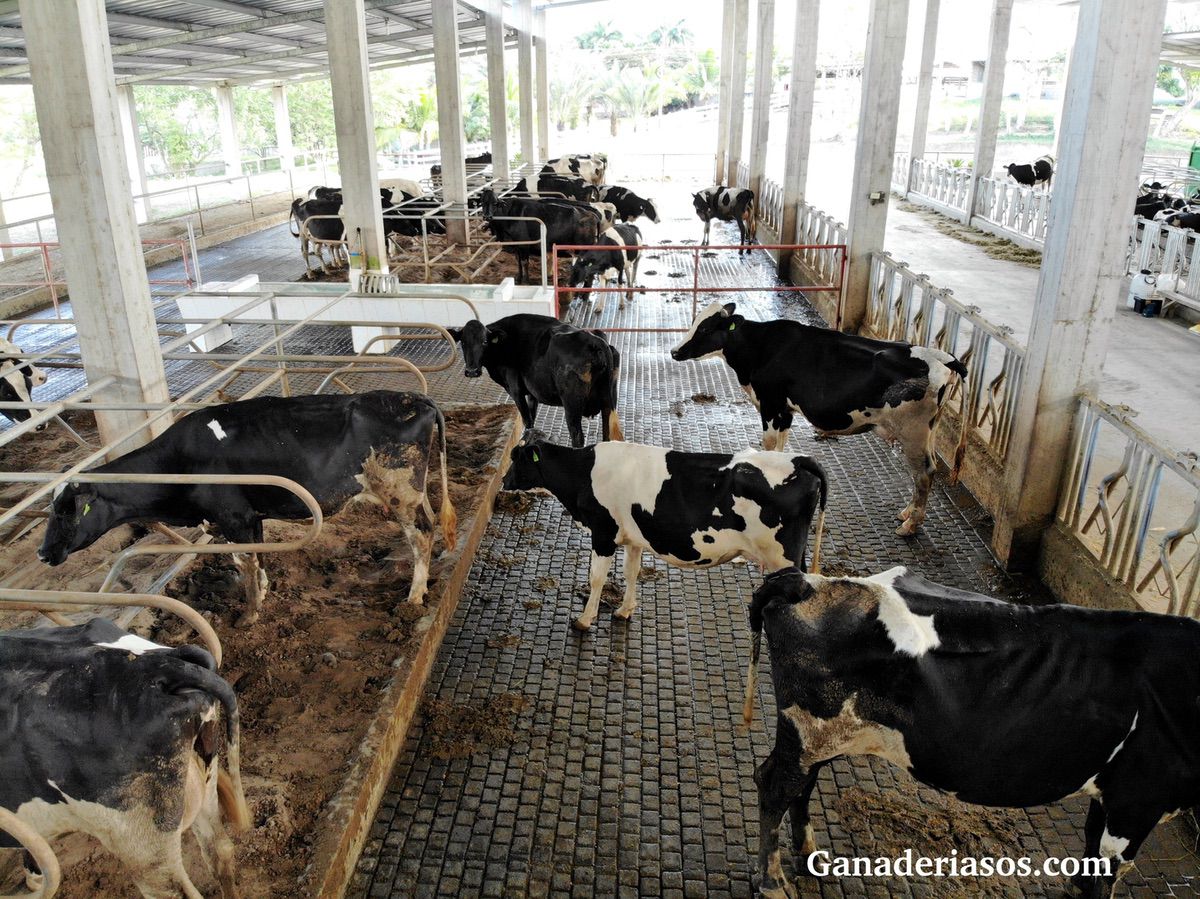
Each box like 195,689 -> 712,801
502,439 -> 826,631
1,617 -> 249,898
289,196 -> 345,278
1163,210 -> 1200,231
671,303 -> 968,536
693,186 -> 756,253
479,190 -> 603,284
430,151 -> 492,181
39,391 -> 456,625
596,185 -> 660,224
514,174 -> 601,202
749,566 -> 1200,899
1004,155 -> 1054,190
542,153 -> 608,186
0,338 -> 48,428
568,223 -> 641,314
448,314 -> 622,447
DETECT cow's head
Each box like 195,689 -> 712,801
446,319 -> 498,378
692,192 -> 713,222
670,302 -> 740,362
641,197 -> 661,224
502,437 -> 549,492
0,340 -> 47,428
39,482 -> 113,566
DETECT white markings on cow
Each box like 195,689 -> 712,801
207,420 -> 227,440
689,496 -> 786,570
1100,828 -> 1130,860
723,449 -> 793,489
868,567 -> 941,656
672,302 -> 726,357
1078,774 -> 1101,797
95,634 -> 169,655
910,345 -> 958,393
0,338 -> 41,407
783,695 -> 915,770
1106,712 -> 1139,762
590,442 -> 670,546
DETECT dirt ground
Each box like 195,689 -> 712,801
895,199 -> 1044,268
0,404 -> 512,899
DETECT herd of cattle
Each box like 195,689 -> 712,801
2,162 -> 1198,899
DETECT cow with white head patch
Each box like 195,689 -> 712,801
671,302 -> 968,536
0,338 -> 48,429
501,437 -> 826,633
748,566 -> 1200,899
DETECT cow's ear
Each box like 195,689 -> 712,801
722,302 -> 737,316
446,327 -> 463,343
488,326 -> 506,345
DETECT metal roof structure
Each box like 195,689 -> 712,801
0,0 -> 518,87
1160,30 -> 1200,70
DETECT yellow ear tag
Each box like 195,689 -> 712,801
491,336 -> 500,343
83,503 -> 91,516
532,451 -> 540,462
729,322 -> 736,330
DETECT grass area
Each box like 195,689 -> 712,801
895,198 -> 1044,268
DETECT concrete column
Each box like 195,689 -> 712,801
778,0 -> 820,275
20,0 -> 169,451
906,0 -> 941,194
842,0 -> 910,331
725,0 -> 750,186
485,0 -> 510,181
272,84 -> 294,170
1051,42 -> 1073,158
714,0 -> 737,184
993,0 -> 1168,566
324,0 -> 388,271
517,0 -> 535,166
534,8 -> 550,161
0,187 -> 10,261
963,0 -> 1013,223
214,83 -> 241,177
116,84 -> 150,223
747,0 -> 774,203
432,0 -> 469,245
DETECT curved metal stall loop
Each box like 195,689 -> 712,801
355,320 -> 463,373
315,360 -> 428,396
0,589 -> 223,668
0,807 -> 61,899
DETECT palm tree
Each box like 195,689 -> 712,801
607,66 -> 680,133
682,49 -> 720,106
577,21 -> 623,50
551,71 -> 600,132
401,91 -> 436,149
648,19 -> 693,47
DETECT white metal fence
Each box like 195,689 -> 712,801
1126,216 -> 1200,313
907,156 -> 973,214
1058,396 -> 1200,617
972,176 -> 1052,245
865,251 -> 1026,463
795,202 -> 848,285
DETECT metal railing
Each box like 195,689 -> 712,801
795,202 -> 849,289
972,176 -> 1052,245
892,151 -> 911,190
907,157 -> 973,214
758,177 -> 784,233
865,251 -> 1026,463
735,160 -> 750,192
1058,396 -> 1200,618
1126,215 -> 1200,312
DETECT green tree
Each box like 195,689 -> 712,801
402,91 -> 437,149
576,21 -> 624,50
648,19 -> 693,47
0,90 -> 42,192
136,85 -> 220,173
682,49 -> 719,106
606,66 -> 679,133
551,70 -> 600,131
284,80 -> 337,154
1156,66 -> 1200,136
234,86 -> 275,162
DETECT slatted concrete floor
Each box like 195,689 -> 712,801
8,211 -> 1199,896
343,222 -> 1200,898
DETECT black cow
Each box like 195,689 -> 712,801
306,185 -> 396,204
569,223 -> 642,314
671,303 -> 968,536
515,174 -> 601,202
289,196 -> 345,278
384,194 -> 448,238
448,314 -> 622,448
479,190 -> 602,284
693,186 -> 756,253
0,337 -> 48,429
39,391 -> 456,625
542,153 -> 607,185
431,151 -> 492,180
1004,155 -> 1054,190
502,439 -> 826,631
749,566 -> 1200,899
596,185 -> 661,224
1,617 -> 249,898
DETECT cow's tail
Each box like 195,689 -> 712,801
795,457 -> 828,576
747,192 -> 758,243
743,630 -> 761,728
288,198 -> 303,237
165,658 -> 251,833
433,403 -> 457,548
947,358 -> 970,484
582,337 -> 624,442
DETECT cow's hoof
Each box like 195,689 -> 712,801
572,617 -> 594,632
895,520 -> 920,538
613,605 -> 636,620
759,880 -> 798,899
896,506 -> 913,521
234,611 -> 260,628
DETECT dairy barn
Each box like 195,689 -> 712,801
0,0 -> 1198,897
